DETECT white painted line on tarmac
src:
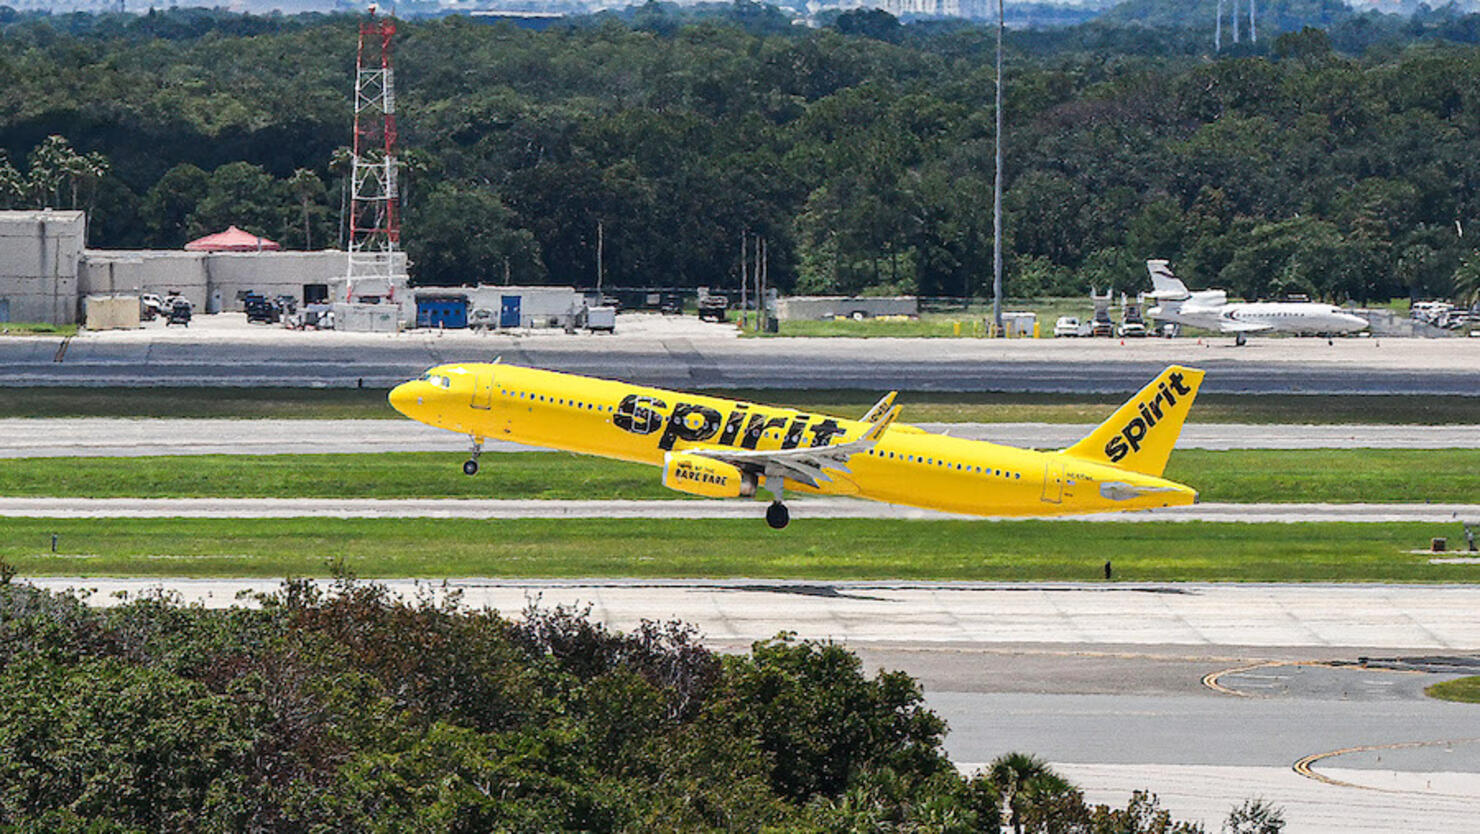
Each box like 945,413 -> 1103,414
0,497 -> 1475,523
0,418 -> 1475,458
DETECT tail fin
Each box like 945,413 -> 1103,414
1062,366 -> 1204,477
1146,260 -> 1190,300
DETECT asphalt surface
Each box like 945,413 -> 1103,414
7,315 -> 1480,393
2,418 -> 1476,458
3,496 -> 1477,523
23,576 -> 1480,831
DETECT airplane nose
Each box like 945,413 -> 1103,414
388,382 -> 416,416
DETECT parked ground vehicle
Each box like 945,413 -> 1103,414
1053,316 -> 1085,337
165,299 -> 192,327
244,292 -> 279,324
698,294 -> 728,322
139,293 -> 165,321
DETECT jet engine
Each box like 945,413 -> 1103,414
661,453 -> 756,499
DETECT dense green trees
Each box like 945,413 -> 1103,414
3,7 -> 1480,301
0,577 -> 1206,831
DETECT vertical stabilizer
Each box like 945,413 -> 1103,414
1146,260 -> 1190,300
1061,366 -> 1204,477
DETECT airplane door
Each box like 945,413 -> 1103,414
471,368 -> 495,410
1040,460 -> 1064,504
500,295 -> 522,328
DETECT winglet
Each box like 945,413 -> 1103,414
861,391 -> 898,424
1061,366 -> 1204,477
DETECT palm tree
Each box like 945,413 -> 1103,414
989,751 -> 1052,834
0,152 -> 24,209
287,168 -> 325,250
1454,252 -> 1480,307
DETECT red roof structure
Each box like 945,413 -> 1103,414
184,226 -> 282,252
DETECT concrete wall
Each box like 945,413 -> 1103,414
83,295 -> 141,330
80,250 -> 361,313
776,295 -> 918,321
0,210 -> 84,325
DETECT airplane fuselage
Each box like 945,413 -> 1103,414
1151,301 -> 1369,335
389,363 -> 1198,519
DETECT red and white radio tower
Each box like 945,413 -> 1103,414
345,7 -> 404,303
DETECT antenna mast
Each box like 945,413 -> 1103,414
345,7 -> 404,304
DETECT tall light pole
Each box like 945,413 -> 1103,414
991,0 -> 1005,336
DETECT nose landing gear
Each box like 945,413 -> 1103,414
463,437 -> 483,476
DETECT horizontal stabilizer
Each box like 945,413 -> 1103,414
861,391 -> 898,424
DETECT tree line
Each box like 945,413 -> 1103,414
0,574 -> 1239,832
4,5 -> 1480,304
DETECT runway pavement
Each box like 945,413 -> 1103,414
2,496 -> 1475,522
6,315 -> 1479,393
19,575 -> 1480,832
24,578 -> 1480,649
1,418 -> 1475,458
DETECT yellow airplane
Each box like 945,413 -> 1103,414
388,362 -> 1203,528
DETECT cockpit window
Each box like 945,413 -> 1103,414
418,373 -> 452,389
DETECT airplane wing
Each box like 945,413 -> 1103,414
1217,321 -> 1273,334
688,405 -> 899,488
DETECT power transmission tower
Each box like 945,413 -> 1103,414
345,9 -> 406,305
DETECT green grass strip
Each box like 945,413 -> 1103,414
3,387 -> 1479,424
1426,676 -> 1480,703
0,450 -> 1475,504
0,519 -> 1470,582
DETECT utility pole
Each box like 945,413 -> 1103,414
991,0 -> 1005,336
739,230 -> 748,329
596,219 -> 604,293
754,235 -> 763,333
760,237 -> 768,333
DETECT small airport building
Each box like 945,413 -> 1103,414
414,285 -> 586,330
0,209 -> 400,325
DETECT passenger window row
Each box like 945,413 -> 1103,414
865,447 -> 1020,479
501,389 -> 611,413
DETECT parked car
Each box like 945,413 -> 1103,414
1090,318 -> 1114,337
164,299 -> 192,327
1053,316 -> 1084,337
244,292 -> 279,324
1117,321 -> 1147,338
139,293 -> 165,321
697,294 -> 728,322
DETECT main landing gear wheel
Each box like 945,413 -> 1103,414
463,437 -> 484,476
1235,332 -> 1247,347
766,501 -> 790,530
